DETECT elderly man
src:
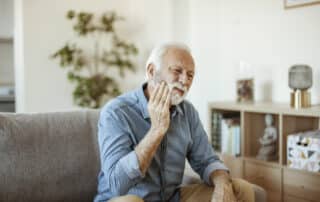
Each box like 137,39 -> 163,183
94,43 -> 256,202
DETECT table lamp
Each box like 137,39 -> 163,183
289,64 -> 312,108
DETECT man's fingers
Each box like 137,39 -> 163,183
160,85 -> 169,105
150,83 -> 160,102
153,82 -> 166,104
163,87 -> 171,108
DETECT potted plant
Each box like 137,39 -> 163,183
51,10 -> 138,108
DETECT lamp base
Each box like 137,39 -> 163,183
290,90 -> 311,109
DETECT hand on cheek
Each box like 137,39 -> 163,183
148,81 -> 171,135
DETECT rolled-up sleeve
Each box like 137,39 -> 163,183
98,109 -> 144,195
187,108 -> 229,186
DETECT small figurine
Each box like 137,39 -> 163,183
256,114 -> 278,161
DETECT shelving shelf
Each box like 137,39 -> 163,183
0,37 -> 13,43
208,101 -> 320,202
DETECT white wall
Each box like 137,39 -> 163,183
171,0 -> 190,43
14,0 -> 25,109
14,0 -> 320,124
15,0 -> 174,112
186,0 -> 320,130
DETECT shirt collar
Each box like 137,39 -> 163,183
136,83 -> 184,119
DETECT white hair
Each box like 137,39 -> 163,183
145,42 -> 192,79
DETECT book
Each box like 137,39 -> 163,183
210,111 -> 241,156
220,114 -> 241,156
211,111 -> 222,152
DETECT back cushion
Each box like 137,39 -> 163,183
0,110 -> 100,202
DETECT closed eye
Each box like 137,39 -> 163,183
187,72 -> 194,79
173,69 -> 182,73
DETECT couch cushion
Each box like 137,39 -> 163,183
0,110 -> 100,202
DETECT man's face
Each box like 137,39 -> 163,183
151,48 -> 195,105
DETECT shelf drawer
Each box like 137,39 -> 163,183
283,168 -> 320,201
244,161 -> 282,202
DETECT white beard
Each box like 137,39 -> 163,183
167,82 -> 188,105
151,73 -> 188,105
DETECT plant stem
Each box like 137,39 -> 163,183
94,39 -> 99,75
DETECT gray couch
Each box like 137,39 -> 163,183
0,110 -> 266,202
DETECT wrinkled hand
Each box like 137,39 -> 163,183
211,182 -> 237,202
148,81 -> 171,135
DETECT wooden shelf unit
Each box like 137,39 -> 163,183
208,101 -> 320,202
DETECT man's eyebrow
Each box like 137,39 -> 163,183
170,65 -> 194,74
170,65 -> 182,69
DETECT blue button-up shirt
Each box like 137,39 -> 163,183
94,83 -> 228,202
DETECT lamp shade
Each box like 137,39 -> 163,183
288,64 -> 312,90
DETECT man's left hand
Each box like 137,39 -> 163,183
211,181 -> 237,202
210,170 -> 237,202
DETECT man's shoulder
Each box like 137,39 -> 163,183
100,90 -> 139,117
179,100 -> 201,124
180,99 -> 197,114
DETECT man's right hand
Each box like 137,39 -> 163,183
148,81 -> 171,136
135,81 -> 172,174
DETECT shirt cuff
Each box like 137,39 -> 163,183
119,150 -> 144,180
203,161 -> 229,186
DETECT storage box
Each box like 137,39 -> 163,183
287,130 -> 320,172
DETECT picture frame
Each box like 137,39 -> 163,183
284,0 -> 320,9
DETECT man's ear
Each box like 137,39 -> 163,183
146,63 -> 156,80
